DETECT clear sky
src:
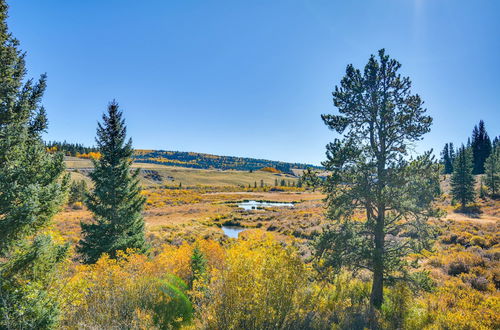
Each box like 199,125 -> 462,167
7,0 -> 499,165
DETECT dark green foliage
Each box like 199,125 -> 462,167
441,142 -> 455,174
190,246 -> 207,288
484,144 -> 499,198
77,101 -> 147,264
471,120 -> 492,174
140,275 -> 193,329
299,168 -> 322,191
479,177 -> 486,199
1,236 -> 68,329
134,150 -> 322,174
68,179 -> 88,205
0,1 -> 68,327
451,145 -> 475,208
493,136 -> 499,148
316,49 -> 440,311
260,179 -> 264,188
45,140 -> 98,156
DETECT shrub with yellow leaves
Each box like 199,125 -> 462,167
201,231 -> 308,329
61,250 -> 193,329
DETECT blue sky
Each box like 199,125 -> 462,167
8,0 -> 499,165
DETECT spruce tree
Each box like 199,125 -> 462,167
484,145 -> 499,198
68,179 -> 88,205
451,145 -> 475,208
77,101 -> 147,264
190,246 -> 207,288
493,136 -> 499,148
0,1 -> 68,327
441,143 -> 454,174
471,120 -> 492,174
449,142 -> 455,163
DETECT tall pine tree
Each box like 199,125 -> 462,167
471,120 -> 492,174
451,145 -> 475,208
316,50 -> 440,318
77,101 -> 147,264
0,0 -> 69,327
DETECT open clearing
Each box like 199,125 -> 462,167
64,157 -> 298,187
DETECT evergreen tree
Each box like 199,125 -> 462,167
0,1 -> 69,327
260,179 -> 264,188
479,177 -> 486,200
300,168 -> 321,191
77,101 -> 147,264
441,143 -> 454,174
493,136 -> 499,148
190,246 -> 207,288
451,145 -> 475,208
68,179 -> 88,206
471,120 -> 492,174
484,145 -> 499,198
274,178 -> 278,186
315,50 -> 441,316
449,142 -> 455,163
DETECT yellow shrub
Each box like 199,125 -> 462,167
202,231 -> 307,329
416,279 -> 500,329
154,239 -> 225,283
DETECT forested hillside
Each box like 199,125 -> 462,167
133,150 -> 321,173
47,142 -> 322,174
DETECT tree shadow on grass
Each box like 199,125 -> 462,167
453,205 -> 482,218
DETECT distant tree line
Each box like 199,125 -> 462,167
443,120 -> 499,206
441,120 -> 498,175
45,141 -> 98,156
45,141 -> 322,175
134,150 -> 322,174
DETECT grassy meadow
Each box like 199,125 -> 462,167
53,157 -> 500,329
65,156 -> 298,188
1,0 -> 498,326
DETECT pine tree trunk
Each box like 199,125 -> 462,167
370,216 -> 384,309
369,214 -> 384,329
371,155 -> 386,311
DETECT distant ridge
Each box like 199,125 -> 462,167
45,142 -> 322,174
133,150 -> 322,174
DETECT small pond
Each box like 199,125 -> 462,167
238,200 -> 294,211
221,225 -> 246,238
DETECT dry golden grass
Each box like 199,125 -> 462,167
50,169 -> 499,329
54,186 -> 325,247
64,157 -> 298,188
